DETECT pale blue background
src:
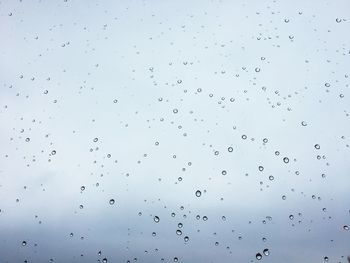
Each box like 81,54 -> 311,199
0,0 -> 350,262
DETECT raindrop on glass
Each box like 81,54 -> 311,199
195,190 -> 202,197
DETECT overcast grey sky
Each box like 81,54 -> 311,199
0,0 -> 350,262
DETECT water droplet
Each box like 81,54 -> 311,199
80,186 -> 85,191
154,216 -> 160,223
283,157 -> 289,163
178,223 -> 183,228
195,190 -> 202,197
336,18 -> 342,23
324,256 -> 329,262
301,121 -> 307,126
228,147 -> 233,152
25,138 -> 30,142
258,166 -> 264,171
22,241 -> 27,246
109,199 -> 115,205
289,214 -> 294,220
184,236 -> 189,242
174,257 -> 178,262
314,144 -> 320,150
102,258 -> 108,263
93,138 -> 98,142
256,253 -> 262,260
176,229 -> 182,235
343,225 -> 349,230
51,150 -> 56,155
263,249 -> 269,256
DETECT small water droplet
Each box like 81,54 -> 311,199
109,199 -> 115,205
154,216 -> 160,223
283,157 -> 289,163
256,253 -> 262,260
195,190 -> 202,197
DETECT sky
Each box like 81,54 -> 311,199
0,0 -> 350,262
